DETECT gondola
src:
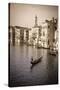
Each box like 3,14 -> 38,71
49,50 -> 56,56
31,56 -> 42,65
49,52 -> 56,56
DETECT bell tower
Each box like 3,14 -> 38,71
35,15 -> 38,27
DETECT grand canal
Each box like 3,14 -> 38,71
10,45 -> 58,87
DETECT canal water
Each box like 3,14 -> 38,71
9,45 -> 58,87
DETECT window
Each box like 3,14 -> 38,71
43,32 -> 45,36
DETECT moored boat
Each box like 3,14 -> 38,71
49,49 -> 56,56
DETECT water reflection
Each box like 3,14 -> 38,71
10,45 -> 58,87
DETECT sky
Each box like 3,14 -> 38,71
10,3 -> 58,28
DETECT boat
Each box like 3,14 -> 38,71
31,56 -> 42,65
49,49 -> 56,56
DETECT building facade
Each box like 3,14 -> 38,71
9,16 -> 58,50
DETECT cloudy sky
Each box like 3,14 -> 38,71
10,3 -> 58,28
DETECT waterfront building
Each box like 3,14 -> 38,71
41,22 -> 48,48
28,16 -> 42,46
9,16 -> 58,50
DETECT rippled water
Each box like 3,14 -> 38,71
9,45 -> 58,87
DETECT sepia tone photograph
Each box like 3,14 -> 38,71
8,3 -> 58,87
